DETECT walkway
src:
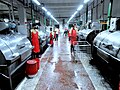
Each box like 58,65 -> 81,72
35,35 -> 95,90
17,34 -> 111,90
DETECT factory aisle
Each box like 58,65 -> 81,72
35,35 -> 95,90
18,33 -> 112,90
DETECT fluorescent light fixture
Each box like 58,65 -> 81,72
67,4 -> 83,24
84,0 -> 90,4
4,19 -> 9,22
50,15 -> 54,19
73,11 -> 78,16
42,7 -> 47,12
51,15 -> 59,24
47,11 -> 51,16
32,0 -> 40,5
41,7 -> 59,24
35,20 -> 39,23
67,11 -> 78,23
77,5 -> 83,11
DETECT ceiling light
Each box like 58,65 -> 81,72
42,7 -> 47,12
47,11 -> 51,16
67,4 -> 83,24
77,5 -> 83,11
32,0 -> 40,5
84,0 -> 90,4
73,11 -> 78,16
4,19 -> 9,22
51,15 -> 59,24
41,7 -> 59,24
35,20 -> 39,23
67,11 -> 77,23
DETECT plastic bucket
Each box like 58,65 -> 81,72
26,60 -> 38,77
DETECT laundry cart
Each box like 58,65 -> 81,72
73,41 -> 92,61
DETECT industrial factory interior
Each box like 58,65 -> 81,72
0,0 -> 120,90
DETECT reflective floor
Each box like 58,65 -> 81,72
35,35 -> 95,90
17,34 -> 112,90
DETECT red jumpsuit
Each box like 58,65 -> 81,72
31,31 -> 40,53
50,32 -> 53,45
70,29 -> 77,45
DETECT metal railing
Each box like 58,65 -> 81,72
73,41 -> 92,60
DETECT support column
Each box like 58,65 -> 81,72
40,14 -> 42,24
91,1 -> 94,22
42,14 -> 44,24
30,0 -> 35,23
86,4 -> 88,23
10,0 -> 15,21
8,5 -> 12,21
50,19 -> 52,26
17,3 -> 28,36
18,4 -> 27,25
102,0 -> 104,20
107,0 -> 113,29
44,16 -> 46,26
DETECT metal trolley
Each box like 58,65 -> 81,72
73,41 -> 92,61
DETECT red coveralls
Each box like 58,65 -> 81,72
70,29 -> 77,52
50,32 -> 53,45
71,29 -> 77,45
31,31 -> 40,53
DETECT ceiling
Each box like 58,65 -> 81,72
39,0 -> 85,22
0,0 -> 93,23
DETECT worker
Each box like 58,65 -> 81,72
64,28 -> 68,36
70,24 -> 77,53
31,23 -> 40,58
55,28 -> 59,41
50,28 -> 54,47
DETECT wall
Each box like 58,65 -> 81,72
79,0 -> 110,24
112,0 -> 120,17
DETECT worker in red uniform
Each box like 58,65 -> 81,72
70,24 -> 77,53
31,24 -> 40,58
50,28 -> 54,47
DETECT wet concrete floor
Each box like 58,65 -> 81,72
17,34 -> 111,90
35,35 -> 95,90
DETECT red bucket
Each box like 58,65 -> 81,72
26,60 -> 38,77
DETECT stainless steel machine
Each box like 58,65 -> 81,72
78,28 -> 92,40
78,22 -> 101,44
93,30 -> 120,68
91,18 -> 120,90
0,22 -> 33,90
38,25 -> 50,53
